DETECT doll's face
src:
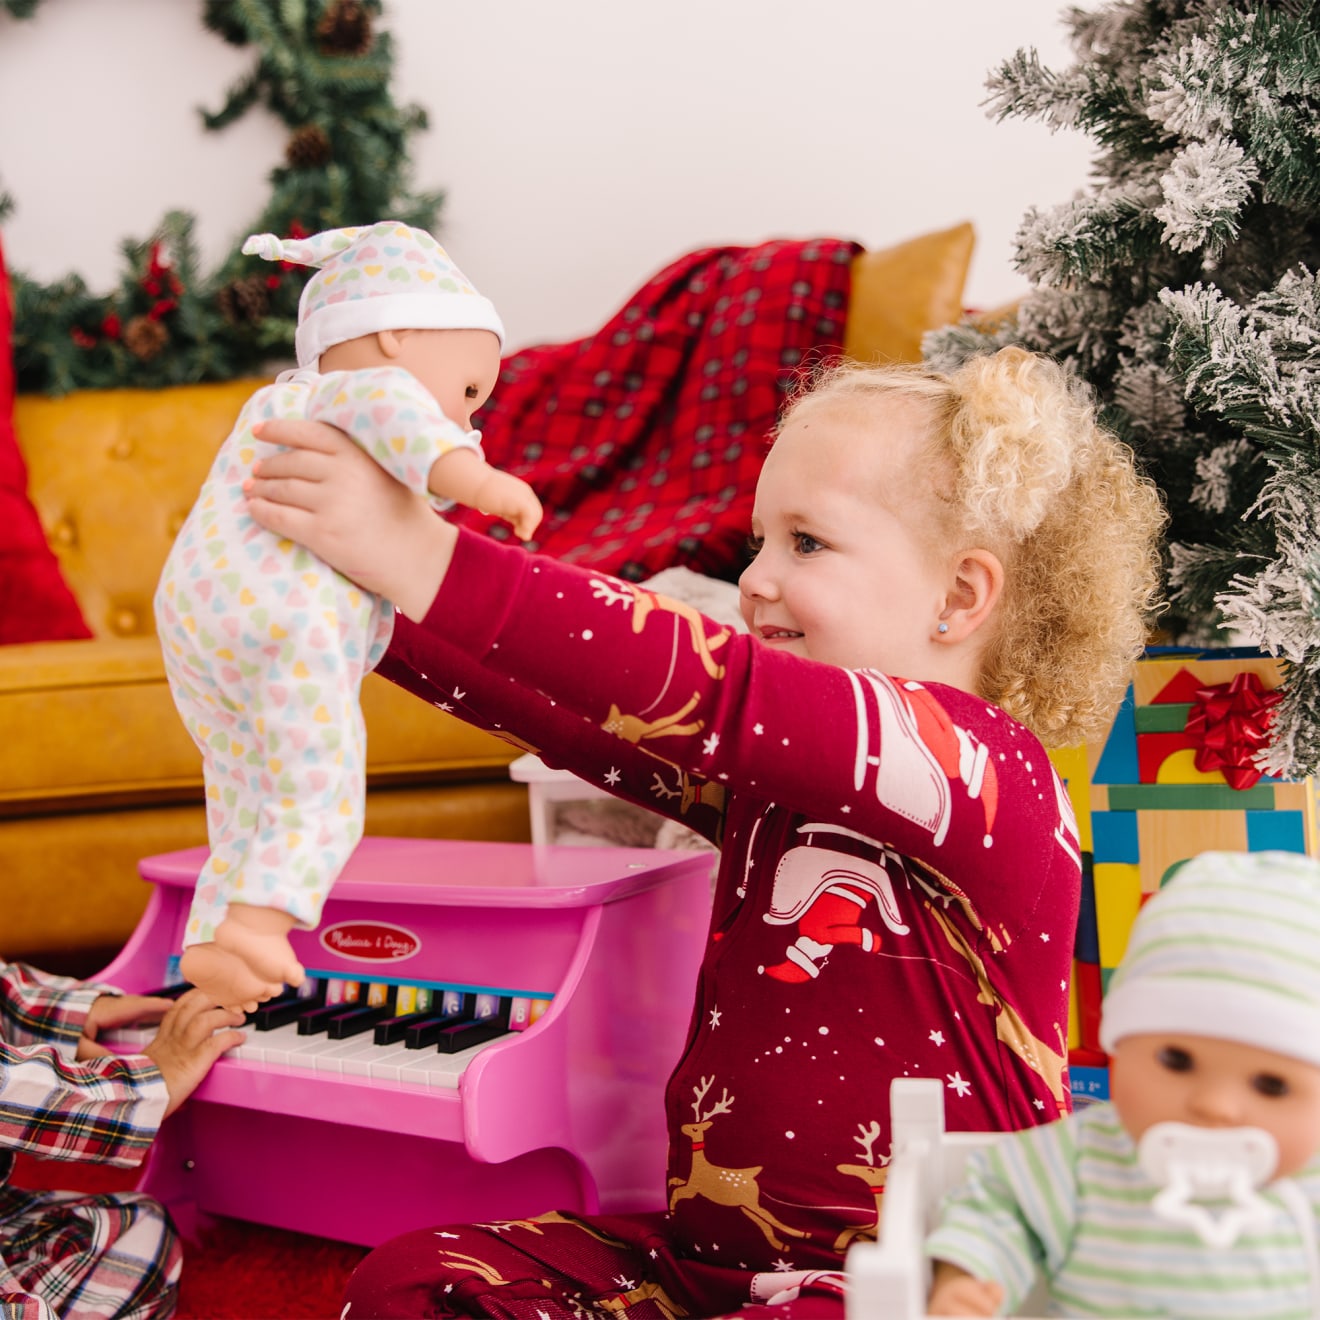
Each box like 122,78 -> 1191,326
389,328 -> 501,430
1109,1032 -> 1320,1178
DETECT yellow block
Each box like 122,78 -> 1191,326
1155,748 -> 1230,785
1094,862 -> 1143,968
1067,966 -> 1080,1050
1048,744 -> 1092,854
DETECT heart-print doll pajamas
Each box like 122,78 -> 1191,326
155,365 -> 479,949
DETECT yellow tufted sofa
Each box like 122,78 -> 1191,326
0,222 -> 975,971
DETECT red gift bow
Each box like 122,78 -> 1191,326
1185,671 -> 1281,790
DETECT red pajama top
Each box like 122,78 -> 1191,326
380,528 -> 1080,1272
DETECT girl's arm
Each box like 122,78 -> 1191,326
247,419 -> 1067,885
248,418 -> 725,843
248,415 -> 458,622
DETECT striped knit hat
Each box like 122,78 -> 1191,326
242,220 -> 504,368
1100,850 -> 1320,1067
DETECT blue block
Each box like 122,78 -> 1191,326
1092,685 -> 1138,785
1092,811 -> 1139,864
1069,1064 -> 1111,1108
1246,810 -> 1307,854
1074,855 -> 1099,963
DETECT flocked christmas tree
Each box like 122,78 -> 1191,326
925,0 -> 1320,779
2,0 -> 442,394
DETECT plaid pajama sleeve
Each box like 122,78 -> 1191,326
0,963 -> 167,1167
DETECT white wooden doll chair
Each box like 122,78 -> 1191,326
844,1077 -> 1049,1318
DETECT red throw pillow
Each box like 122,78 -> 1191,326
0,233 -> 92,643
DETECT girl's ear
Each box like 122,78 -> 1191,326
936,548 -> 1003,643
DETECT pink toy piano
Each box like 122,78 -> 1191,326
98,836 -> 714,1247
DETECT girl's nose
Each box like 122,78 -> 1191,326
739,557 -> 775,603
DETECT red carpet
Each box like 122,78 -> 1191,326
9,1153 -> 367,1318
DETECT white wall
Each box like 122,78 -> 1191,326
0,0 -> 1093,352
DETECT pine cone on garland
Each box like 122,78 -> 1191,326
316,0 -> 372,56
123,315 -> 169,361
217,275 -> 271,325
285,124 -> 333,170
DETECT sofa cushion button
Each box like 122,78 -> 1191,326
51,518 -> 77,547
167,510 -> 186,537
110,438 -> 135,460
112,608 -> 140,635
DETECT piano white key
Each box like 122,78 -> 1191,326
364,1041 -> 424,1083
244,1022 -> 307,1065
311,1036 -> 375,1076
339,1038 -> 405,1077
102,1026 -> 154,1051
399,1037 -> 502,1090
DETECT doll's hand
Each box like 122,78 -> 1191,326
246,418 -> 458,621
472,468 -> 543,541
143,988 -> 245,1118
928,1263 -> 1004,1316
77,994 -> 176,1060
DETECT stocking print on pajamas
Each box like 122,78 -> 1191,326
155,366 -> 478,947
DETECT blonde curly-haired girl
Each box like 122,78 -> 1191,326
241,345 -> 1166,1320
786,345 -> 1166,748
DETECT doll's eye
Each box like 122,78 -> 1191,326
1157,1046 -> 1193,1072
465,385 -> 480,399
1252,1073 -> 1290,1098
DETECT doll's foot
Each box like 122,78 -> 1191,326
180,942 -> 286,1015
213,906 -> 306,990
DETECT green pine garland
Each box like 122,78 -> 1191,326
1,0 -> 443,394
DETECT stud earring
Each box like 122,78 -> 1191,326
937,622 -> 949,634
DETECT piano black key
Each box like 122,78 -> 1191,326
141,983 -> 191,1000
250,993 -> 320,1031
296,1001 -> 358,1036
326,1004 -> 394,1040
434,1020 -> 509,1054
373,1010 -> 443,1046
404,1012 -> 476,1049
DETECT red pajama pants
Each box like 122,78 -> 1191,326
340,1210 -> 848,1319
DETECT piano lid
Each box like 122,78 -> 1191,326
139,837 -> 713,910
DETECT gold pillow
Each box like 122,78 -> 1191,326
844,221 -> 975,365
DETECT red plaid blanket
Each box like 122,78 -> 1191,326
453,238 -> 859,581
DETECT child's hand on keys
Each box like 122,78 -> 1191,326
143,988 -> 246,1117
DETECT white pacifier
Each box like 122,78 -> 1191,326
1137,1121 -> 1279,1248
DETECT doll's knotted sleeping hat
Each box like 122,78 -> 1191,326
242,220 -> 504,368
1099,849 -> 1320,1067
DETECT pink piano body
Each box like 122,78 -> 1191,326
98,837 -> 714,1247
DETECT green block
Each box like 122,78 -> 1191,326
1107,783 -> 1276,811
1133,703 -> 1191,733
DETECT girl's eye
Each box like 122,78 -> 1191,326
793,532 -> 824,555
1157,1046 -> 1194,1073
1253,1074 -> 1289,1098
745,534 -> 764,556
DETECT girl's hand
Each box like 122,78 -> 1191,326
142,989 -> 246,1118
245,418 -> 458,621
77,993 -> 175,1060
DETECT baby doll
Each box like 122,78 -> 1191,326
926,849 -> 1320,1318
155,221 -> 541,1013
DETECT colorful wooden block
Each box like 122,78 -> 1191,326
1051,648 -> 1317,1087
